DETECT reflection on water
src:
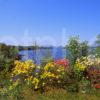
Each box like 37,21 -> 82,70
19,47 -> 68,64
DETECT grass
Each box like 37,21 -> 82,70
0,81 -> 100,100
12,87 -> 100,100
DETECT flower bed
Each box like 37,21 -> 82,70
74,56 -> 100,89
0,56 -> 100,98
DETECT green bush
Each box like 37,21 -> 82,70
0,43 -> 18,71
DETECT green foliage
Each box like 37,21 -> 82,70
67,36 -> 89,65
64,70 -> 80,92
0,43 -> 18,71
79,77 -> 92,94
67,36 -> 81,65
95,34 -> 100,57
80,41 -> 89,57
41,58 -> 53,66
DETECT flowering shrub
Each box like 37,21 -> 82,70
10,59 -> 70,91
75,55 -> 100,89
12,60 -> 36,76
40,59 -> 70,90
0,56 -> 99,100
54,59 -> 70,68
7,57 -> 99,95
41,62 -> 62,87
86,66 -> 100,88
75,55 -> 100,72
11,60 -> 40,89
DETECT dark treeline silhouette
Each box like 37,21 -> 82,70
0,43 -> 55,51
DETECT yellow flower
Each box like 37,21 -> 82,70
34,86 -> 38,89
44,62 -> 54,71
41,72 -> 56,79
32,77 -> 39,89
75,56 -> 100,71
42,82 -> 45,86
32,78 -> 39,84
12,60 -> 36,76
37,66 -> 41,69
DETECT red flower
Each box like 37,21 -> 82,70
95,84 -> 100,89
54,59 -> 69,68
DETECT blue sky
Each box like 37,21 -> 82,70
0,0 -> 100,46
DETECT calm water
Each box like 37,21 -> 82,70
19,47 -> 68,64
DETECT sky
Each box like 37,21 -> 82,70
0,0 -> 100,46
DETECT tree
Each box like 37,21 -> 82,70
67,36 -> 81,65
80,41 -> 89,57
66,36 -> 89,65
95,34 -> 100,57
